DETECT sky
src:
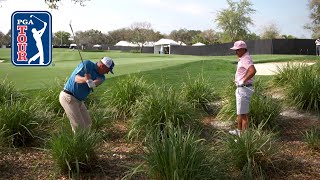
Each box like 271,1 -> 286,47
0,0 -> 312,38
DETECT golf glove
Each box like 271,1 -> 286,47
86,79 -> 96,88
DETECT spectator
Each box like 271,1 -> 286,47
228,40 -> 256,136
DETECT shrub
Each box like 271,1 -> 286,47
303,126 -> 320,150
108,75 -> 148,119
182,75 -> 216,111
48,129 -> 102,173
128,87 -> 196,140
221,124 -> 279,179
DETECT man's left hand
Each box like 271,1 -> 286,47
237,80 -> 244,86
86,79 -> 96,88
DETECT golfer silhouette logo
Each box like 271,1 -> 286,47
11,11 -> 52,66
28,15 -> 47,65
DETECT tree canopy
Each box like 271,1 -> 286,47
215,0 -> 255,42
45,0 -> 89,9
305,0 -> 320,38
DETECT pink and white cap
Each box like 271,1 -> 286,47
230,40 -> 247,50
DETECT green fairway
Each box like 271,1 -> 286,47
0,48 -> 317,92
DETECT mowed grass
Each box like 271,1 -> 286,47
0,48 -> 318,93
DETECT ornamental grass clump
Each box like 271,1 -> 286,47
285,63 -> 320,113
182,75 -> 216,112
303,126 -> 320,150
0,78 -> 23,104
272,62 -> 305,86
0,101 -> 48,147
128,87 -> 196,140
37,78 -> 66,115
125,125 -> 226,180
108,75 -> 148,120
221,124 -> 279,179
48,129 -> 102,174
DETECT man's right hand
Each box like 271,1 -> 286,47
84,73 -> 91,81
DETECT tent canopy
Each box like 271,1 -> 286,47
115,41 -> 139,47
192,42 -> 206,46
154,38 -> 180,46
93,44 -> 102,47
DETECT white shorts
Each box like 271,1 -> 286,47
236,87 -> 253,115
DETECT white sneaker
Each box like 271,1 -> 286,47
228,129 -> 241,136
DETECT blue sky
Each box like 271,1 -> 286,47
0,0 -> 312,38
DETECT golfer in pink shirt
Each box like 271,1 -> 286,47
228,40 -> 256,136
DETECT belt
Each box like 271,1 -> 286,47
237,84 -> 253,88
63,89 -> 74,97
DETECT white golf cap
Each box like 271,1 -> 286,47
101,57 -> 115,74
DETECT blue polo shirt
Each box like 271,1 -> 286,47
64,60 -> 105,101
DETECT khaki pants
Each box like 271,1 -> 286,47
59,91 -> 92,132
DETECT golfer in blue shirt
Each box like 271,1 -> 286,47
59,57 -> 115,132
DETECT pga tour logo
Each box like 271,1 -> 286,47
11,11 -> 52,66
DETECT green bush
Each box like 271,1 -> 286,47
128,87 -> 196,140
303,126 -> 320,150
182,75 -> 216,110
48,129 -> 102,173
108,75 -> 148,119
222,125 -> 279,179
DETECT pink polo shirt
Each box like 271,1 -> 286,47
235,52 -> 254,84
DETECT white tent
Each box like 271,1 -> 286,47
115,41 -> 139,47
192,42 -> 206,46
93,44 -> 101,48
154,38 -> 180,54
93,44 -> 102,50
69,43 -> 77,49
